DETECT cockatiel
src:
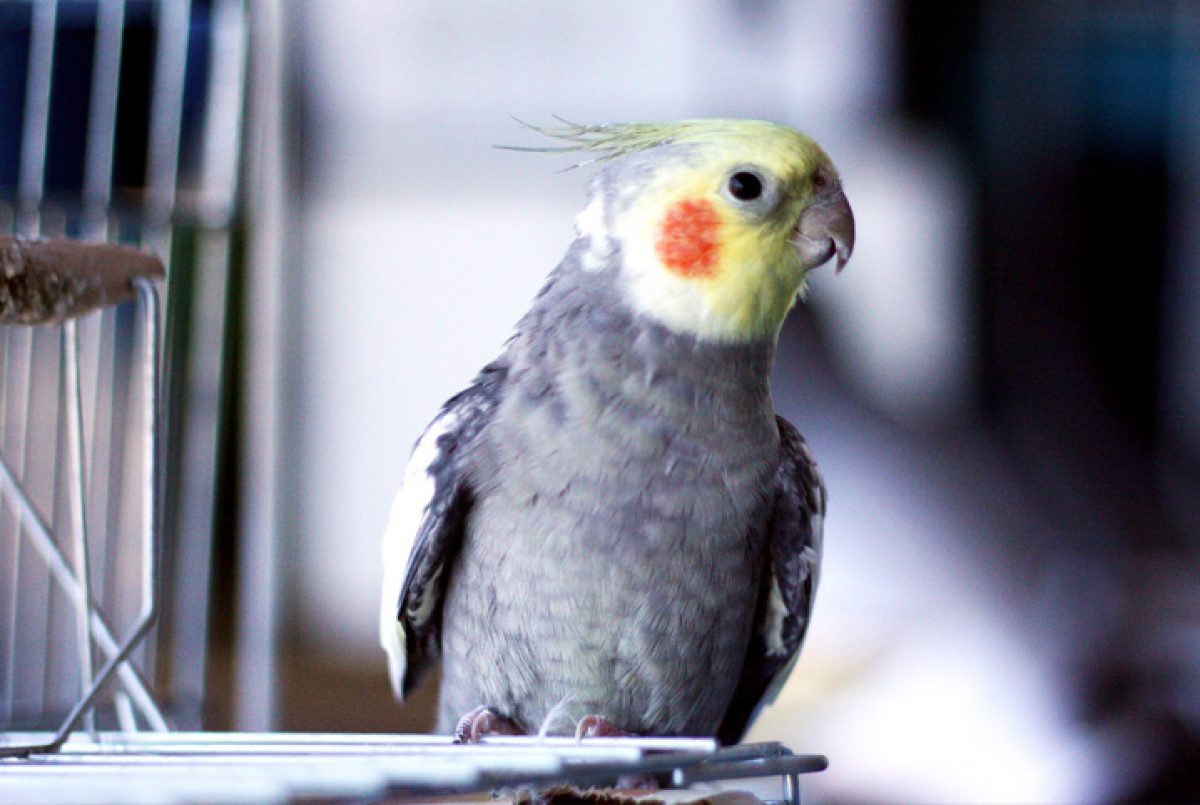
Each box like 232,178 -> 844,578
380,119 -> 852,745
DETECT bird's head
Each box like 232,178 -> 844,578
528,119 -> 854,342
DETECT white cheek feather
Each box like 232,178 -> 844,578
613,208 -> 715,336
574,195 -> 612,273
379,411 -> 458,700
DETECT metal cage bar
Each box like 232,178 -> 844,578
1,0 -> 246,735
0,733 -> 825,804
0,237 -> 164,757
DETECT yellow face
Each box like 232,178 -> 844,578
580,120 -> 851,343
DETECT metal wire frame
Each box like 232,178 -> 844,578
0,278 -> 162,759
0,733 -> 827,804
0,0 -> 246,734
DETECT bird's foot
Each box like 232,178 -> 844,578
453,705 -> 523,744
574,714 -> 633,739
573,717 -> 658,790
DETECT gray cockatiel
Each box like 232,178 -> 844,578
380,119 -> 852,744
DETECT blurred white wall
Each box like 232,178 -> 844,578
292,0 -> 969,659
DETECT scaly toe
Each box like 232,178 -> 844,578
574,714 -> 633,739
453,705 -> 523,744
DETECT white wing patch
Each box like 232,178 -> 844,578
759,543 -> 821,707
379,410 -> 459,700
761,544 -> 821,658
758,441 -> 825,710
762,576 -> 790,657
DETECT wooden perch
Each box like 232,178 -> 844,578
0,236 -> 165,325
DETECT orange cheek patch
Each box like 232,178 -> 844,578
655,198 -> 720,278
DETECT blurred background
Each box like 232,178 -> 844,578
2,0 -> 1199,802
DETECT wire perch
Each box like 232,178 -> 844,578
0,237 -> 164,326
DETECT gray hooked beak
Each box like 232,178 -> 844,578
792,185 -> 855,273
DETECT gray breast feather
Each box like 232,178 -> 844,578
380,258 -> 824,742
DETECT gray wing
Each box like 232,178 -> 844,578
716,415 -> 825,745
379,360 -> 507,699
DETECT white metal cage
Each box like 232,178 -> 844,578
0,238 -> 163,754
0,0 -> 244,738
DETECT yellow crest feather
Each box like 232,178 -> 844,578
501,117 -> 817,171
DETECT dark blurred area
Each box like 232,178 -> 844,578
899,2 -> 1200,800
0,1 -> 218,220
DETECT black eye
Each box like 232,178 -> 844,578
728,171 -> 763,201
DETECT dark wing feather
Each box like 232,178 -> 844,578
379,360 -> 507,698
717,415 -> 825,745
